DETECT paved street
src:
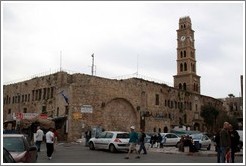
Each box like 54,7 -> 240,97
37,142 -> 243,164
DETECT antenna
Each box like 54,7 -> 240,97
91,53 -> 94,76
137,54 -> 139,77
60,51 -> 62,72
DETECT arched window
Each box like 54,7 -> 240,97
180,63 -> 183,72
184,51 -> 186,57
180,51 -> 183,58
179,83 -> 182,90
181,25 -> 183,29
183,83 -> 186,90
184,24 -> 186,28
184,63 -> 187,71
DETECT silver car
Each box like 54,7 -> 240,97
160,133 -> 181,146
88,131 -> 130,152
190,133 -> 211,150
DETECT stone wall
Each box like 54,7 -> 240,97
3,71 -> 223,142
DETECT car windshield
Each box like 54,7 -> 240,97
116,133 -> 129,139
3,137 -> 25,152
191,134 -> 202,139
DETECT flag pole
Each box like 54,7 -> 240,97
91,53 -> 94,76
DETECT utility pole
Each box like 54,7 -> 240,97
91,53 -> 94,76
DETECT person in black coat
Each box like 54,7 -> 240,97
229,124 -> 240,163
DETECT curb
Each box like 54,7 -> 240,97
149,148 -> 243,157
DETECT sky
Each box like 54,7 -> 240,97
1,1 -> 245,99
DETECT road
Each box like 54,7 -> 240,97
37,142 -> 243,164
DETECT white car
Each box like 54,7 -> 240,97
88,131 -> 130,152
190,133 -> 211,150
160,133 -> 181,146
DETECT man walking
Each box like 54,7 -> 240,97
138,128 -> 147,154
35,126 -> 44,152
46,128 -> 55,160
125,126 -> 140,159
220,122 -> 231,163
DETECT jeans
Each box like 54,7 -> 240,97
138,142 -> 147,154
220,146 -> 227,163
35,141 -> 42,152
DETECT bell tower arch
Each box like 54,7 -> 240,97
173,16 -> 201,94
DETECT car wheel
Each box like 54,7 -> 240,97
109,144 -> 116,153
89,142 -> 95,150
207,144 -> 211,150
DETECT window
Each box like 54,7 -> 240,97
184,51 -> 186,57
183,83 -> 187,90
57,107 -> 59,117
180,51 -> 183,58
51,87 -> 54,98
8,109 -> 11,114
184,63 -> 187,71
155,94 -> 159,105
180,63 -> 183,72
42,106 -> 46,113
179,83 -> 182,90
43,88 -> 46,100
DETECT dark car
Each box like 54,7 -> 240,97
3,134 -> 38,163
3,147 -> 16,163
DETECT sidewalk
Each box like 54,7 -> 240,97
148,146 -> 243,157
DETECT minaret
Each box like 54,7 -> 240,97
173,16 -> 201,94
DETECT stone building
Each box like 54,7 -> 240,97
3,16 -> 224,141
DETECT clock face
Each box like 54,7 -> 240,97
181,36 -> 186,41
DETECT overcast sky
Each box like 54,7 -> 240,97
1,1 -> 244,99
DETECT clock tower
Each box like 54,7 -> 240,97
173,16 -> 201,94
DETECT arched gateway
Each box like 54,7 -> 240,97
102,98 -> 137,131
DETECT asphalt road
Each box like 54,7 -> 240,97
37,142 -> 243,164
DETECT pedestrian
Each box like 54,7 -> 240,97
46,128 -> 55,160
125,126 -> 140,159
214,129 -> 221,163
85,129 -> 91,147
157,133 -> 163,148
35,126 -> 44,152
219,122 -> 231,163
138,128 -> 147,154
228,124 -> 240,163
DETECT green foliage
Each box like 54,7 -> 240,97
200,105 -> 219,132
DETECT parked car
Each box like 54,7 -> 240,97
160,133 -> 181,146
3,134 -> 38,162
190,133 -> 211,150
88,131 -> 130,152
3,147 -> 16,163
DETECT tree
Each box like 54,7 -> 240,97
200,105 -> 219,133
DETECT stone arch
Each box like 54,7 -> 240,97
103,98 -> 137,131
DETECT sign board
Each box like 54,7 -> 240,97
23,113 -> 38,119
81,105 -> 93,113
72,112 -> 82,120
13,112 -> 39,120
